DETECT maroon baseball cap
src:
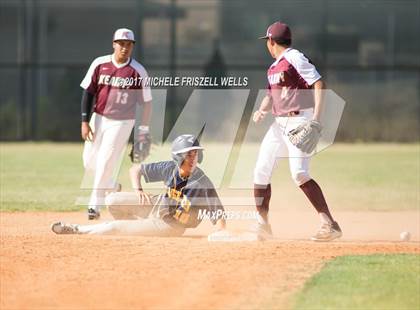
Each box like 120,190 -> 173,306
259,21 -> 291,41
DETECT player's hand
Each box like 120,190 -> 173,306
216,218 -> 226,231
288,120 -> 322,153
81,122 -> 94,141
135,189 -> 152,206
253,110 -> 267,123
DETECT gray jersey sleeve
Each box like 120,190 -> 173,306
141,161 -> 176,183
206,189 -> 224,225
201,177 -> 224,225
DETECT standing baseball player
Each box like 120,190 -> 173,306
252,21 -> 342,241
51,134 -> 226,236
80,28 -> 152,220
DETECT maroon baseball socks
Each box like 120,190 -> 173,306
253,183 -> 273,237
299,179 -> 334,224
254,184 -> 271,225
254,181 -> 341,240
300,179 -> 342,241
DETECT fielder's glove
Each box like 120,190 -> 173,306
287,120 -> 322,154
129,131 -> 151,163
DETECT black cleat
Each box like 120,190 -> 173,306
51,222 -> 79,234
88,208 -> 100,220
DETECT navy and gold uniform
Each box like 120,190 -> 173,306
141,160 -> 224,228
51,134 -> 225,237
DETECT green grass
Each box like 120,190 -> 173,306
0,143 -> 84,211
0,142 -> 141,211
0,142 -> 419,211
292,254 -> 420,310
233,143 -> 419,211
309,144 -> 419,211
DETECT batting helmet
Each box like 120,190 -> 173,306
171,134 -> 204,165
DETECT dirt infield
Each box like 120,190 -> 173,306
1,211 -> 419,310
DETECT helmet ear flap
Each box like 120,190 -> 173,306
172,150 -> 203,165
172,153 -> 183,165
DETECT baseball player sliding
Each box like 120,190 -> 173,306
253,21 -> 342,242
51,134 -> 226,236
80,28 -> 152,220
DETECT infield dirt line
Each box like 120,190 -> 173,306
1,212 -> 419,310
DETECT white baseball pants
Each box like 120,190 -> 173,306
105,192 -> 155,219
76,217 -> 185,236
76,194 -> 185,236
83,113 -> 134,211
254,109 -> 313,186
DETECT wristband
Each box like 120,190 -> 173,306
138,125 -> 149,134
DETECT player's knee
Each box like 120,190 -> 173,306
105,192 -> 134,206
106,194 -> 126,219
105,193 -> 119,206
291,170 -> 311,186
107,204 -> 124,219
253,166 -> 271,185
107,203 -> 119,214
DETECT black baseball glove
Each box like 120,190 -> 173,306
129,132 -> 151,163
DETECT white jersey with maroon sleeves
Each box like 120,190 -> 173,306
80,55 -> 152,120
267,48 -> 321,116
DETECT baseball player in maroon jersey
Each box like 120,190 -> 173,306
80,28 -> 152,220
252,21 -> 342,241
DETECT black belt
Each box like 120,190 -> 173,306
278,111 -> 300,117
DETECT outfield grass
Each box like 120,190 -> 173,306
0,143 -> 85,211
309,143 -> 419,211
0,143 -> 418,211
292,254 -> 420,310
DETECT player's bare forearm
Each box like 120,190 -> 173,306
140,101 -> 152,126
129,164 -> 151,205
259,95 -> 273,113
129,164 -> 143,190
253,95 -> 272,123
81,122 -> 93,141
312,80 -> 325,122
